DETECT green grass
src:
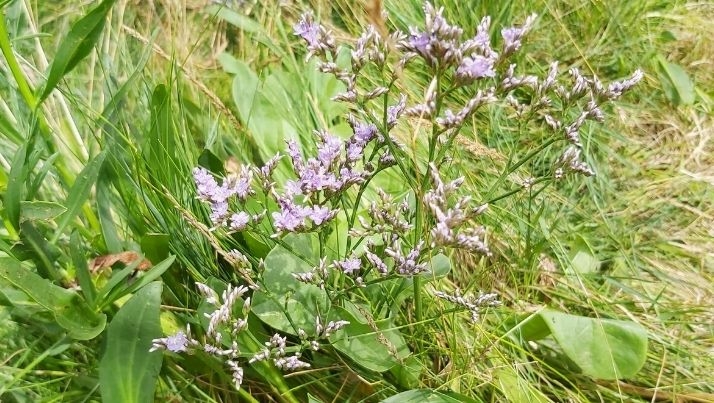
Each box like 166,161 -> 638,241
1,0 -> 713,402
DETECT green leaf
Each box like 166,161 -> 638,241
224,56 -> 294,161
329,306 -> 410,373
119,255 -> 175,300
252,235 -> 329,335
656,55 -> 695,106
197,149 -> 224,175
95,259 -> 144,307
100,282 -> 163,403
38,0 -> 117,103
0,256 -> 106,339
421,253 -> 451,280
495,366 -> 550,403
146,84 -> 178,176
569,237 -> 600,275
140,233 -> 170,267
206,5 -> 260,33
27,153 -> 60,199
5,141 -> 30,230
70,232 -> 96,307
382,389 -> 462,403
19,221 -> 62,281
52,150 -> 108,242
97,179 -> 122,253
307,394 -> 325,403
519,309 -> 648,379
19,201 -> 66,222
389,355 -> 422,389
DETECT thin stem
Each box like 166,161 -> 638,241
483,137 -> 560,202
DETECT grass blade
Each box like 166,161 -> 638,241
38,0 -> 118,104
52,149 -> 108,242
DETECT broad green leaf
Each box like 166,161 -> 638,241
389,355 -> 422,389
329,306 -> 410,373
656,55 -> 695,106
140,233 -> 171,267
227,56 -> 259,126
252,235 -> 329,335
225,56 -> 293,160
382,389 -> 462,403
421,253 -> 451,280
100,282 -> 163,403
197,149 -> 224,175
19,201 -> 66,222
52,150 -> 108,242
519,309 -> 648,379
39,0 -> 118,103
569,237 -> 599,275
0,256 -> 106,339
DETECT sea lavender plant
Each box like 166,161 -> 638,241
152,2 -> 642,391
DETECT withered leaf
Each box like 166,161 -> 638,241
89,251 -> 152,274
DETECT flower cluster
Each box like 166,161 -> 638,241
162,2 -> 644,393
424,164 -> 490,255
149,282 -> 250,389
434,289 -> 500,323
193,166 -> 254,226
150,281 -> 348,390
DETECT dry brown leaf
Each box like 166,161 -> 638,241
89,251 -> 152,274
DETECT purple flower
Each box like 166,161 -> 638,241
300,165 -> 341,192
210,200 -> 229,224
310,205 -> 335,225
365,247 -> 388,275
501,27 -> 522,51
165,331 -> 189,352
346,141 -> 365,162
387,96 -> 407,128
286,140 -> 304,172
285,180 -> 303,196
501,14 -> 537,54
193,167 -> 220,201
353,123 -> 377,143
334,258 -> 361,275
317,133 -> 342,166
456,55 -> 496,82
408,31 -> 431,56
229,212 -> 251,231
272,198 -> 310,233
231,167 -> 254,200
293,14 -> 321,48
385,241 -> 427,275
150,329 -> 193,353
474,16 -> 492,49
259,153 -> 282,180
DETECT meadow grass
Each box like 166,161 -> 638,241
1,0 -> 712,402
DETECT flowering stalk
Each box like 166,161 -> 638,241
151,2 -> 642,392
